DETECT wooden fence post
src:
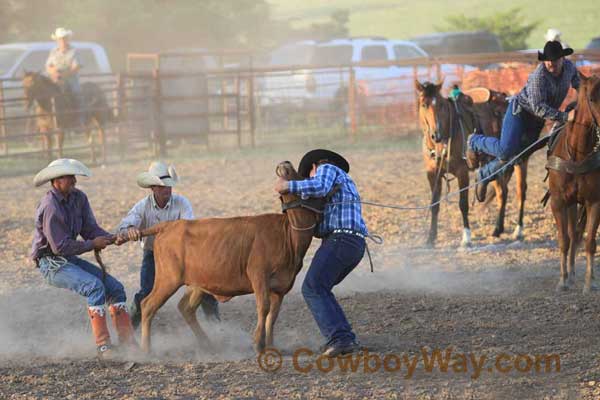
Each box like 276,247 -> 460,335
152,69 -> 166,158
235,72 -> 241,148
248,66 -> 256,148
115,73 -> 126,160
0,84 -> 6,155
348,67 -> 357,139
413,65 -> 420,132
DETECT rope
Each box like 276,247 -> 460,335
329,133 -> 552,212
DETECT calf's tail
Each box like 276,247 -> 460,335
140,222 -> 169,238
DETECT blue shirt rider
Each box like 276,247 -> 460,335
466,41 -> 579,202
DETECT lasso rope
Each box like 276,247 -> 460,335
329,133 -> 553,211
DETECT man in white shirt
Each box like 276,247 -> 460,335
116,161 -> 219,329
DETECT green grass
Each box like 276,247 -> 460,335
267,0 -> 599,49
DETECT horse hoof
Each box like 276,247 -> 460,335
584,282 -> 599,294
512,225 -> 524,241
492,228 -> 504,238
460,241 -> 472,249
424,240 -> 436,249
555,282 -> 569,292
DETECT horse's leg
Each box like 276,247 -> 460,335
40,127 -> 51,162
177,287 -> 211,349
512,160 -> 528,240
456,166 -> 471,247
551,195 -> 569,291
491,179 -> 508,237
566,204 -> 578,287
56,129 -> 64,159
583,202 -> 600,294
426,168 -> 442,247
87,125 -> 97,165
265,291 -> 283,348
96,120 -> 107,166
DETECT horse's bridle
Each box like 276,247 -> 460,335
279,185 -> 341,232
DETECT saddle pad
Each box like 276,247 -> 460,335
464,87 -> 491,104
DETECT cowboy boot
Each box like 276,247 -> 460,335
108,302 -> 138,349
87,306 -> 114,359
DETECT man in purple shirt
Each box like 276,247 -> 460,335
31,158 -> 135,358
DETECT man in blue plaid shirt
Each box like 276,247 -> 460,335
467,40 -> 580,202
275,149 -> 367,356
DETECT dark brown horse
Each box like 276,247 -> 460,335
415,80 -> 473,247
466,88 -> 513,238
547,73 -> 600,293
22,71 -> 113,164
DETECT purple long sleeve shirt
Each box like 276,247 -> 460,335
30,187 -> 109,260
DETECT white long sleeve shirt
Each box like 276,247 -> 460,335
117,193 -> 194,251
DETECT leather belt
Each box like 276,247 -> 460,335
330,229 -> 366,239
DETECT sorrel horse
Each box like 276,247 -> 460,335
546,73 -> 600,293
22,71 -> 113,164
415,80 -> 474,247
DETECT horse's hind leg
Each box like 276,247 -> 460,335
177,287 -> 211,349
87,127 -> 97,165
491,179 -> 508,237
97,123 -> 106,165
456,167 -> 471,247
513,160 -> 528,240
583,202 -> 600,294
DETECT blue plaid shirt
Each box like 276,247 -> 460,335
516,59 -> 579,122
288,164 -> 368,237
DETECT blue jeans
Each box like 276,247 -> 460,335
133,250 -> 155,310
469,99 -> 545,181
302,233 -> 365,345
38,255 -> 126,307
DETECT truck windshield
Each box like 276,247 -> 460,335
0,49 -> 25,76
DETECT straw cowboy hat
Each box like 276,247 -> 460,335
51,27 -> 73,40
544,28 -> 562,42
298,149 -> 349,178
136,161 -> 179,188
33,158 -> 91,187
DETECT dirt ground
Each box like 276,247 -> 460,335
1,137 -> 600,399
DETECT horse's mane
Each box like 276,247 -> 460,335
421,82 -> 440,98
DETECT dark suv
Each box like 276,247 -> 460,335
586,37 -> 600,50
409,31 -> 503,56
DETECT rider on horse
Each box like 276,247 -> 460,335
466,40 -> 579,202
45,27 -> 85,127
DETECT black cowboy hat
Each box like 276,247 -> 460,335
538,40 -> 573,61
298,149 -> 349,178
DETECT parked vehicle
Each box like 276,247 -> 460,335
585,37 -> 600,50
409,31 -> 503,57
